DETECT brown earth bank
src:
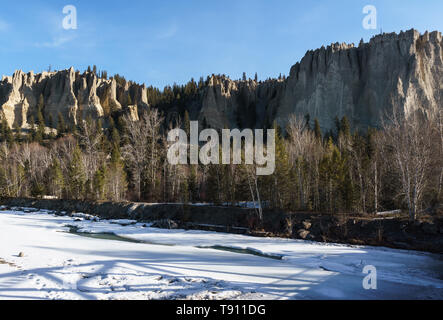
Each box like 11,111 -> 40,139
1,197 -> 442,254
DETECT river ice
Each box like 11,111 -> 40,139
0,208 -> 442,300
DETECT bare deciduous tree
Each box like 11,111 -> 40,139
76,118 -> 104,193
122,109 -> 164,201
286,114 -> 322,210
382,109 -> 433,220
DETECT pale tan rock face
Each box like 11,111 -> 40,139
44,67 -> 78,125
198,29 -> 442,132
75,72 -> 104,120
0,70 -> 33,128
127,105 -> 139,121
0,67 -> 148,128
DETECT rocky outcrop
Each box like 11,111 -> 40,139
197,29 -> 443,132
1,29 -> 442,131
0,68 -> 147,128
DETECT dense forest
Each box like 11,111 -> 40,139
0,71 -> 441,222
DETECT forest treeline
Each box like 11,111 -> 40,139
0,101 -> 441,221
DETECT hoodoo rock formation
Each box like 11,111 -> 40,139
0,67 -> 148,129
196,29 -> 442,132
0,29 -> 442,131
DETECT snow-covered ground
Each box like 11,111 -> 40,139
0,208 -> 442,300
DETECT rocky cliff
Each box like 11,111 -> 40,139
197,29 -> 443,131
1,29 -> 442,131
0,67 -> 148,128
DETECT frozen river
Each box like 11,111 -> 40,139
0,208 -> 442,300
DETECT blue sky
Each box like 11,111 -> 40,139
0,0 -> 442,88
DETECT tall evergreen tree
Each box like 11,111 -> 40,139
183,110 -> 190,136
304,114 -> 311,130
188,165 -> 198,202
106,144 -> 127,201
13,122 -> 21,142
314,119 -> 322,142
340,116 -> 351,138
93,164 -> 107,200
49,158 -> 64,198
267,122 -> 291,209
37,94 -> 45,125
68,145 -> 86,199
1,118 -> 13,144
57,112 -> 66,137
